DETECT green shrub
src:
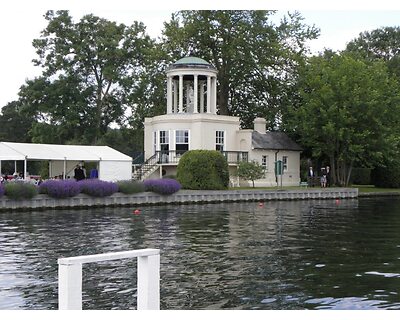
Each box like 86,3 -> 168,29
176,150 -> 229,190
4,182 -> 38,200
117,180 -> 145,194
237,161 -> 264,188
371,160 -> 400,188
350,168 -> 372,185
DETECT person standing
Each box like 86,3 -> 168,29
326,165 -> 331,187
74,165 -> 85,181
307,166 -> 314,187
320,167 -> 327,188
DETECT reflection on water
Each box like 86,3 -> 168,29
1,197 -> 400,310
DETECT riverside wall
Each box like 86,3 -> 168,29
0,188 -> 358,212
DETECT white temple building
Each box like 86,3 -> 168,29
139,57 -> 302,187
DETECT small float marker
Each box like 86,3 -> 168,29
335,199 -> 340,205
258,202 -> 264,207
133,209 -> 141,215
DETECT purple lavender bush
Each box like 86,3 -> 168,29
39,180 -> 81,198
143,178 -> 181,195
78,179 -> 118,197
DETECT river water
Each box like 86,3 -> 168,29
1,197 -> 400,310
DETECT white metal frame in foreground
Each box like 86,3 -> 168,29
58,249 -> 160,310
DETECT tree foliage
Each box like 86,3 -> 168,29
161,10 -> 319,128
0,101 -> 32,142
19,10 -> 155,144
291,51 -> 400,186
346,27 -> 400,79
237,161 -> 265,188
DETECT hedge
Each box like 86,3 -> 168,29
176,150 -> 229,190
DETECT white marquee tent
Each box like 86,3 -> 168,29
0,142 -> 133,181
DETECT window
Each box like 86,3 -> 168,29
158,131 -> 170,163
262,155 -> 268,171
159,131 -> 169,145
176,130 -> 189,155
216,131 -> 225,151
282,156 -> 288,171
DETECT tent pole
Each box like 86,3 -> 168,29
14,160 -> 17,174
49,160 -> 52,179
0,160 -> 2,176
24,157 -> 27,179
63,158 -> 66,179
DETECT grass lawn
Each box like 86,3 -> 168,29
230,185 -> 400,194
351,185 -> 400,193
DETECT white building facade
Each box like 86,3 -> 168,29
140,57 -> 302,187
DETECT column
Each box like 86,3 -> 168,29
167,76 -> 172,114
212,76 -> 217,114
193,75 -> 198,113
206,76 -> 211,113
173,80 -> 178,113
179,75 -> 183,113
200,81 -> 204,113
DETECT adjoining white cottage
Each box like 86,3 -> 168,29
139,57 -> 302,187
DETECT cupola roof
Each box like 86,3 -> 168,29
169,56 -> 216,70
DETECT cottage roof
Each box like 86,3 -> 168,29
252,131 -> 303,151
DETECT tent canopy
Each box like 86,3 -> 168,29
0,142 -> 132,161
0,142 -> 133,181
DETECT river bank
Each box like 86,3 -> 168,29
0,188 -> 358,212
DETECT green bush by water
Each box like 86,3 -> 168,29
4,182 -> 38,200
176,150 -> 229,190
117,180 -> 145,194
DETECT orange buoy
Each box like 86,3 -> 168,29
133,209 -> 141,215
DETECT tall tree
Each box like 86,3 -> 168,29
161,10 -> 319,129
0,101 -> 33,142
346,26 -> 400,78
20,10 -> 155,144
291,51 -> 400,186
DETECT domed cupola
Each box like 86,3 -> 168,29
166,56 -> 218,114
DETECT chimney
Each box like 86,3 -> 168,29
253,117 -> 266,134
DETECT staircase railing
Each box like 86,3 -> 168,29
132,153 -> 159,181
133,150 -> 249,180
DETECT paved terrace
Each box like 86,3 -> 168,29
0,188 -> 358,212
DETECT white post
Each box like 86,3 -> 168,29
137,254 -> 160,310
58,263 -> 83,310
173,80 -> 178,113
58,249 -> 160,310
179,75 -> 183,113
14,160 -> 17,174
212,76 -> 217,114
0,160 -> 2,176
63,158 -> 67,179
206,76 -> 211,113
167,76 -> 172,114
24,157 -> 27,179
193,75 -> 198,113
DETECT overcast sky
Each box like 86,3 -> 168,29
1,0 -> 399,109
